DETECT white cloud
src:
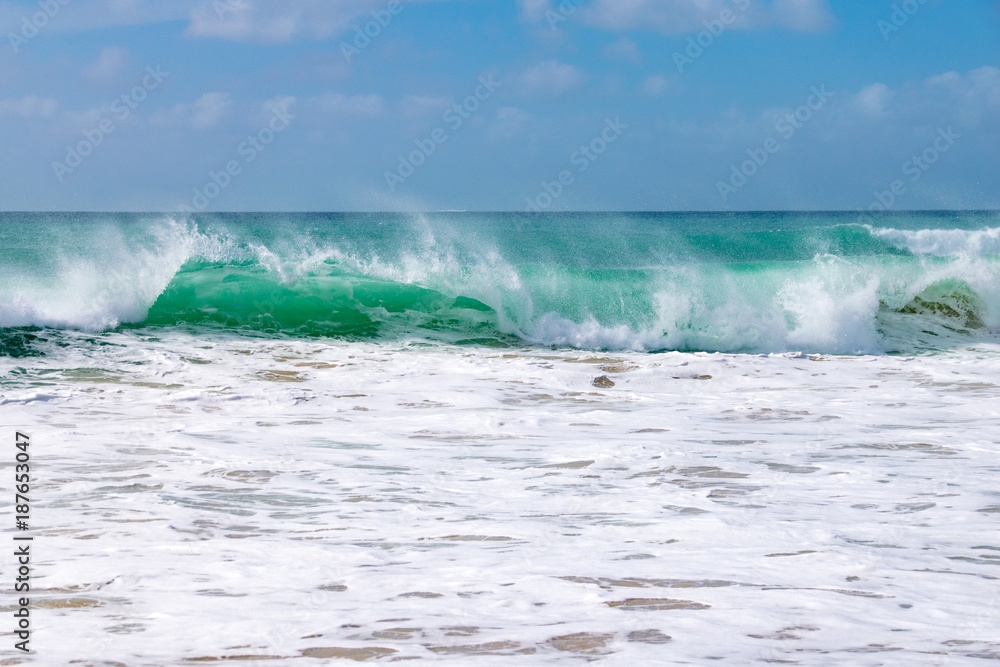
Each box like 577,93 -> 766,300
855,83 -> 893,115
583,0 -> 747,33
151,92 -> 232,130
926,66 -> 1000,107
0,0 -> 448,42
184,0 -> 396,43
84,46 -> 131,85
771,0 -> 834,32
254,95 -> 297,128
185,1 -> 299,42
926,71 -> 963,89
0,96 -> 58,119
923,66 -> 1000,127
846,67 -> 1000,128
603,38 -> 643,63
520,60 -> 584,96
401,95 -> 451,117
490,106 -> 533,139
264,95 -> 297,116
0,0 -> 196,33
496,106 -> 532,124
581,0 -> 833,34
517,0 -> 550,22
643,75 -> 669,96
187,92 -> 232,129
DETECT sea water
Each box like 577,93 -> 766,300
1,211 -> 998,664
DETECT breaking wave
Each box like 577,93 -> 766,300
2,211 -> 999,355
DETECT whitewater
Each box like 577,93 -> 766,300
1,211 -> 999,664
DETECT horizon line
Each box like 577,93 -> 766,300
2,209 -> 999,215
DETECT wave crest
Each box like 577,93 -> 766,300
2,213 -> 999,355
869,225 -> 1000,257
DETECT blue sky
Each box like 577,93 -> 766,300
0,0 -> 997,211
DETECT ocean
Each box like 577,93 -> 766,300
2,211 -> 999,664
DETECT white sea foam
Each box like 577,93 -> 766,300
2,331 -> 999,664
0,219 -> 191,329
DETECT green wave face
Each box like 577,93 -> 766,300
1,211 -> 999,355
143,262 -> 502,343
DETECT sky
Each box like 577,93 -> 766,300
0,0 -> 997,212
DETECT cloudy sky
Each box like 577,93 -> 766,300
0,0 -> 997,211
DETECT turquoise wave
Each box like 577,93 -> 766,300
1,211 -> 998,355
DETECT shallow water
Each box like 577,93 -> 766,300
3,329 -> 999,664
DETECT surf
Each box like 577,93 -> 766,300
1,211 -> 998,355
